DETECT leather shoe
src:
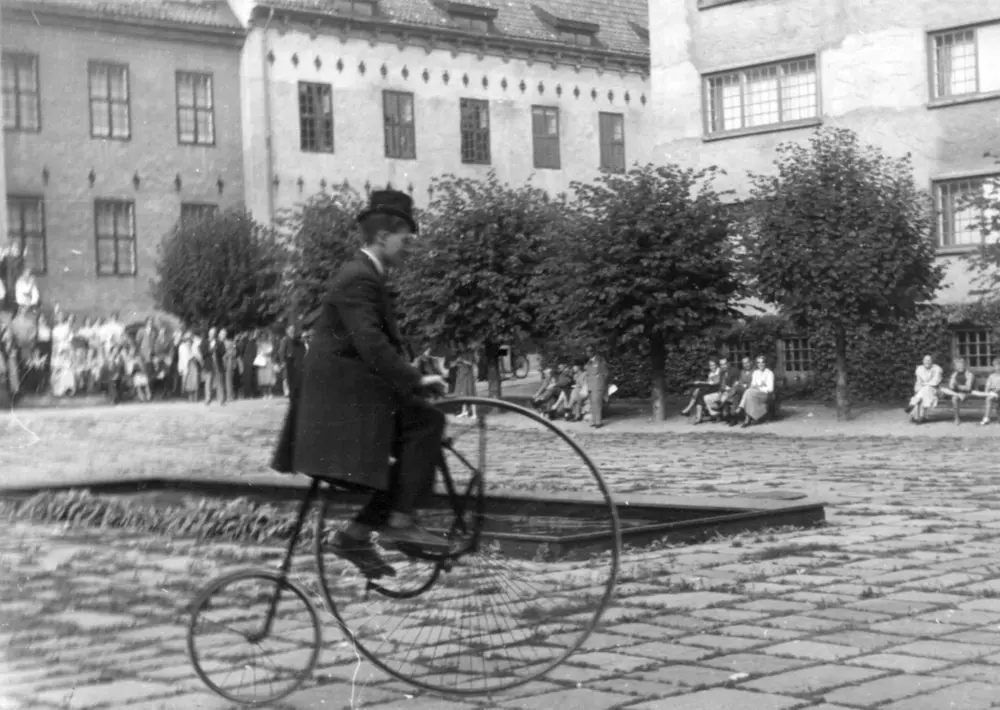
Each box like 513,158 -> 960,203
329,531 -> 396,579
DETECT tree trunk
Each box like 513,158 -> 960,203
835,325 -> 850,421
650,334 -> 667,422
484,341 -> 502,400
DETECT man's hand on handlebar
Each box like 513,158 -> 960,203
419,375 -> 447,397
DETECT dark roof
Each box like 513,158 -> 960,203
263,0 -> 650,57
3,0 -> 243,30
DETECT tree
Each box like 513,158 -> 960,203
280,183 -> 367,321
962,162 -> 1000,295
396,172 -> 567,398
540,163 -> 742,421
152,209 -> 285,331
745,127 -> 943,421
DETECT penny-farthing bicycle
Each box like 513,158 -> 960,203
186,396 -> 620,705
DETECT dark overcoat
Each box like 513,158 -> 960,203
271,252 -> 423,491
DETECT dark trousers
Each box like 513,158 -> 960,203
353,399 -> 446,527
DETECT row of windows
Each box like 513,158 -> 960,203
704,24 -> 997,137
298,84 -> 627,171
728,331 -> 996,373
6,197 -> 218,277
2,53 -> 215,145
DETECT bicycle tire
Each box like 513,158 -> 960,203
187,568 -> 322,706
513,355 -> 530,379
315,396 -> 620,696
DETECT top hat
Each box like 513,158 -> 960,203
356,189 -> 418,233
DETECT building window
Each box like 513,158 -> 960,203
532,106 -> 560,170
299,82 -> 334,153
557,30 -> 594,46
727,340 -> 755,366
460,98 -> 490,165
705,56 -> 818,135
6,196 -> 46,274
935,175 -> 1000,248
89,62 -> 130,140
95,200 -> 137,276
2,53 -> 40,132
599,112 -> 625,172
930,28 -> 978,99
955,330 -> 993,369
180,202 -> 218,226
331,0 -> 374,15
452,14 -> 489,32
176,72 -> 215,145
783,338 -> 812,373
383,90 -> 415,159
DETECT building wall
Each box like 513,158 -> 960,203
649,0 -> 1000,305
242,27 -> 653,223
3,20 -> 245,318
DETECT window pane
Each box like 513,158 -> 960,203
780,58 -> 817,121
117,240 -> 136,274
111,103 -> 129,137
745,65 -> 779,127
89,65 -> 109,99
935,30 -> 977,97
96,204 -> 114,236
177,73 -> 195,107
3,90 -> 16,129
18,93 -> 38,129
91,102 -> 110,137
401,96 -> 413,124
108,67 -> 127,100
195,75 -> 211,108
16,58 -> 36,92
22,202 -> 40,233
198,110 -> 214,144
97,239 -> 116,274
23,237 -> 45,273
1,62 -> 15,92
545,111 -> 557,136
178,107 -> 195,142
708,74 -> 742,132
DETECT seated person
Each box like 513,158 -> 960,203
682,357 -> 721,417
737,355 -> 775,428
548,363 -> 576,418
972,358 -> 1000,426
531,366 -> 557,410
700,356 -> 738,423
938,358 -> 975,424
567,362 -> 590,421
905,355 -> 943,424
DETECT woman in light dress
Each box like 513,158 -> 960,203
453,345 -> 478,418
255,332 -> 276,398
737,355 -> 775,428
906,354 -> 943,424
179,333 -> 202,402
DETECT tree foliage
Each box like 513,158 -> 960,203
745,127 -> 944,419
962,166 -> 1000,295
280,183 -> 367,322
152,209 -> 285,331
396,172 -> 566,396
540,163 -> 742,420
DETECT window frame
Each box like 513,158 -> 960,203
928,26 -> 981,101
88,61 -> 131,141
176,71 -> 216,146
531,105 -> 561,170
702,54 -> 820,138
598,111 -> 626,173
459,98 -> 491,165
179,202 -> 219,227
298,81 -> 335,153
451,14 -> 490,32
6,195 -> 47,275
2,52 -> 41,133
331,0 -> 375,15
727,340 -> 756,368
782,337 -> 813,374
953,329 -> 994,370
94,199 -> 137,278
933,173 -> 1000,249
383,90 -> 416,160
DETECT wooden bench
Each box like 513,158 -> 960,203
925,391 -> 991,423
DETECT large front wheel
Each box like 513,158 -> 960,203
315,396 -> 620,697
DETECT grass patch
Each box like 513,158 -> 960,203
739,542 -> 843,562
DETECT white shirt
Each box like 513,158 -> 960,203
750,368 -> 774,393
360,248 -> 385,276
101,320 -> 125,347
15,277 -> 38,307
178,341 -> 193,374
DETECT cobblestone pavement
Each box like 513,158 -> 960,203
6,406 -> 1000,708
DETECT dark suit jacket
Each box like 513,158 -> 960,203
199,338 -> 225,374
272,251 -> 422,490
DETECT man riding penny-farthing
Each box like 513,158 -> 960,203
186,190 -> 620,705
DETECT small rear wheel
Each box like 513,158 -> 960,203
187,569 -> 321,707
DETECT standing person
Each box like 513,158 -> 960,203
271,189 -> 449,580
166,330 -> 183,398
200,327 -> 224,405
14,266 -> 40,317
585,345 -> 609,429
280,324 -> 306,402
101,311 -> 125,352
35,312 -> 53,393
220,328 -> 236,404
975,358 -> 1000,426
255,331 -> 275,398
0,244 -> 23,322
453,345 -> 477,418
240,330 -> 259,399
180,333 -> 201,402
136,317 -> 157,366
